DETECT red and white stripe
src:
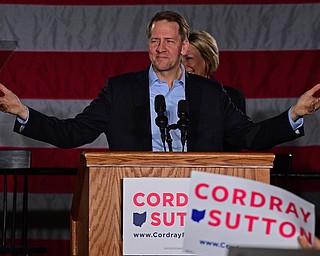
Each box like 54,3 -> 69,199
1,2 -> 320,171
1,1 -> 320,255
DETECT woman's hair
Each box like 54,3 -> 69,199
146,11 -> 190,41
188,30 -> 219,75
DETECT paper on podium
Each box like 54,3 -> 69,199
0,40 -> 18,73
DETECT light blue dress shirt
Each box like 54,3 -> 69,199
149,64 -> 187,152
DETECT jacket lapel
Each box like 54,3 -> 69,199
132,68 -> 152,150
185,72 -> 202,151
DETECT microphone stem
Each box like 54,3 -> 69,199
161,133 -> 167,152
181,132 -> 187,152
166,128 -> 173,152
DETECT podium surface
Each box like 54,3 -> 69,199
70,151 -> 274,256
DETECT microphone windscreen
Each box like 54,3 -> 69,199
155,94 -> 166,113
178,100 -> 189,115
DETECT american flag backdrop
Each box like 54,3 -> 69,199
1,0 -> 320,255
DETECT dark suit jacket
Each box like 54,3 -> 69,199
14,68 -> 303,151
223,86 -> 246,114
222,85 -> 246,151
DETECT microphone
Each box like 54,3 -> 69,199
177,100 -> 189,151
154,95 -> 168,151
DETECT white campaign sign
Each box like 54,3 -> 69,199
122,178 -> 193,255
183,171 -> 315,256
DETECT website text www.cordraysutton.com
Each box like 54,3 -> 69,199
199,240 -> 238,249
132,232 -> 236,249
133,232 -> 184,239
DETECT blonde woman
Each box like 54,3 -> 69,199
182,30 -> 246,115
182,30 -> 245,151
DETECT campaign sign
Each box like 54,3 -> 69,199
123,178 -> 194,255
183,171 -> 315,256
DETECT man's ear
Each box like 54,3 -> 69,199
181,39 -> 189,55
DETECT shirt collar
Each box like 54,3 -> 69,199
148,64 -> 186,88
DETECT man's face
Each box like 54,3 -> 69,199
148,20 -> 188,73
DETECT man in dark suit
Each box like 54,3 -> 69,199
0,11 -> 319,152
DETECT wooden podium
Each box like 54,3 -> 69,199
70,151 -> 274,256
